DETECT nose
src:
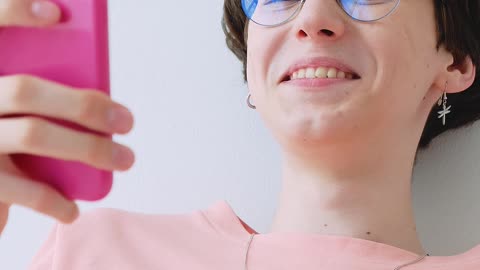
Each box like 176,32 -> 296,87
294,0 -> 346,43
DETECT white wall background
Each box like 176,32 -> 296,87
1,0 -> 480,269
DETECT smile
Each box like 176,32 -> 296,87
289,66 -> 359,81
280,56 -> 362,83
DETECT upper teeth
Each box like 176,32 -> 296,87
290,67 -> 354,80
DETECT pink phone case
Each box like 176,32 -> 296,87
0,0 -> 112,201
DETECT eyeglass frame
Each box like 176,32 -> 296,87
244,0 -> 402,28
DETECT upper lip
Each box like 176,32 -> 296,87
279,56 -> 360,83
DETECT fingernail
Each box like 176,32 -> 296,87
108,106 -> 133,133
31,1 -> 58,19
112,145 -> 135,169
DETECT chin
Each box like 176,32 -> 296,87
268,111 -> 357,148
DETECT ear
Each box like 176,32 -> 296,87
443,55 -> 476,94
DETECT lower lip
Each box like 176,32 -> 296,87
280,78 -> 355,88
278,78 -> 359,104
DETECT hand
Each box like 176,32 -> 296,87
0,0 -> 135,235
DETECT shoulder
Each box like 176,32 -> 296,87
28,206 -> 217,269
66,207 -> 197,228
58,206 -> 211,243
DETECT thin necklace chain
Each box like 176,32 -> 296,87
244,233 -> 429,270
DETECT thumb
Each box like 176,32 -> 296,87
0,0 -> 61,27
0,202 -> 10,236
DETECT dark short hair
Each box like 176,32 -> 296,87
221,0 -> 480,155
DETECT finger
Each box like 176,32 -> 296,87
0,117 -> 135,171
0,202 -> 9,235
0,0 -> 61,27
0,174 -> 79,224
0,75 -> 134,135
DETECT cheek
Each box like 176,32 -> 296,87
366,24 -> 438,124
246,45 -> 261,94
368,26 -> 407,84
246,26 -> 283,98
369,21 -> 425,86
367,3 -> 438,98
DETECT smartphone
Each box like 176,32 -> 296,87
0,0 -> 112,201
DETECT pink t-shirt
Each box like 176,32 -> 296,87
28,200 -> 480,269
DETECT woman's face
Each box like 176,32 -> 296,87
246,0 -> 448,150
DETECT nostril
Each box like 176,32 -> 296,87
320,29 -> 334,37
298,29 -> 308,38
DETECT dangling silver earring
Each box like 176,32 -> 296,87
437,81 -> 451,126
247,93 -> 256,109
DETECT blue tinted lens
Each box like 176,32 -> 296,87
241,0 -> 303,26
241,0 -> 399,26
339,0 -> 400,21
242,0 -> 258,20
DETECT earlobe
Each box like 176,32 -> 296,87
445,56 -> 476,93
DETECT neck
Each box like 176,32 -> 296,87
269,141 -> 427,256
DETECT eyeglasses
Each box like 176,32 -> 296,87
241,0 -> 401,27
